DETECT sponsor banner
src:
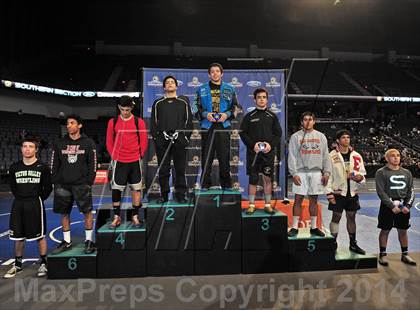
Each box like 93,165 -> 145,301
0,80 -> 140,98
377,96 -> 420,103
142,68 -> 286,198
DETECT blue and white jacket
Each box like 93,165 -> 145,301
192,82 -> 238,129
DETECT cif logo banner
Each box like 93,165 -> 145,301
142,68 -> 286,198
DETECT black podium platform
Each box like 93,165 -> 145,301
194,189 -> 242,275
47,243 -> 97,279
96,221 -> 146,250
48,192 -> 377,279
241,209 -> 289,274
147,200 -> 194,276
96,220 -> 146,278
335,249 -> 378,270
287,228 -> 336,272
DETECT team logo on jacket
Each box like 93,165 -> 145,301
147,76 -> 163,87
390,175 -> 407,190
229,77 -> 243,88
188,77 -> 203,87
352,155 -> 361,171
62,145 -> 85,164
332,154 -> 341,163
266,77 -> 281,88
246,80 -> 262,87
222,89 -> 233,101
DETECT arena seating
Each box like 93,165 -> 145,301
289,61 -> 363,95
343,62 -> 420,96
0,112 -> 60,170
81,117 -> 110,163
314,120 -> 420,177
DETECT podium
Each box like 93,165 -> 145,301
335,249 -> 378,270
47,243 -> 97,279
47,195 -> 377,278
287,229 -> 336,272
95,204 -> 146,278
242,208 -> 289,274
146,200 -> 194,276
194,189 -> 242,275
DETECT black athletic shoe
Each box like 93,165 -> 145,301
378,255 -> 388,266
201,185 -> 210,191
52,241 -> 72,254
288,228 -> 299,237
174,194 -> 187,203
310,228 -> 325,237
84,240 -> 95,254
401,254 -> 417,266
156,195 -> 168,204
349,241 -> 366,255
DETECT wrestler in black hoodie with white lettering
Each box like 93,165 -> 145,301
50,114 -> 97,254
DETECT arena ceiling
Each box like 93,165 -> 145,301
1,0 -> 420,67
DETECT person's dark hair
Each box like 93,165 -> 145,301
336,129 -> 351,140
21,133 -> 40,148
301,111 -> 316,121
208,63 -> 224,74
163,75 -> 178,87
118,95 -> 135,107
253,88 -> 269,99
66,114 -> 83,125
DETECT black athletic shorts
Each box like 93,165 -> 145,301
9,198 -> 46,241
110,160 -> 143,191
53,184 -> 93,214
247,152 -> 274,185
377,203 -> 410,230
328,194 -> 361,213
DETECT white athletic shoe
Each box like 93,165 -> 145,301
37,263 -> 48,277
3,265 -> 23,279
